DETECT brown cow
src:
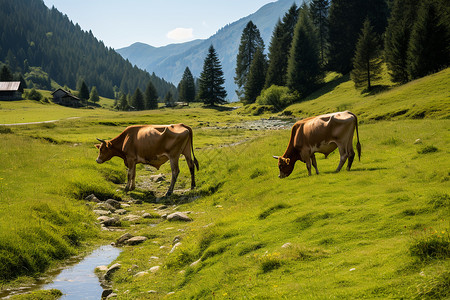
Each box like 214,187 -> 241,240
274,111 -> 361,178
95,124 -> 199,196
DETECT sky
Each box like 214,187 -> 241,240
42,0 -> 276,49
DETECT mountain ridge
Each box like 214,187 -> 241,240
117,0 -> 302,101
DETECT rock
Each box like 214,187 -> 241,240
134,271 -> 149,277
102,289 -> 113,299
190,258 -> 201,267
85,194 -> 100,202
116,233 -> 133,245
150,174 -> 166,182
143,212 -> 157,219
173,235 -> 182,244
104,263 -> 121,280
106,293 -> 117,299
157,205 -> 168,210
115,209 -> 127,215
414,138 -> 422,144
101,217 -> 121,227
167,212 -> 192,222
95,265 -> 109,272
93,210 -> 110,216
96,202 -> 116,212
106,199 -> 121,209
125,236 -> 148,245
149,266 -> 160,273
170,242 -> 182,253
122,214 -> 141,222
97,216 -> 111,223
282,243 -> 292,248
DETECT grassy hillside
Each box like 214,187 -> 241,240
0,69 -> 448,298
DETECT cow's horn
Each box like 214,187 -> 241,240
273,156 -> 279,159
96,138 -> 106,144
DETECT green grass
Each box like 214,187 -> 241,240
0,68 -> 448,299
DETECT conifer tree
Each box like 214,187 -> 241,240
310,0 -> 330,67
145,81 -> 158,110
78,80 -> 89,102
287,5 -> 322,98
89,86 -> 100,103
178,67 -> 196,103
407,1 -> 449,80
351,19 -> 382,90
328,0 -> 388,74
384,0 -> 419,83
244,48 -> 267,104
118,93 -> 129,111
265,4 -> 299,88
0,65 -> 13,81
235,21 -> 265,99
131,87 -> 144,110
198,45 -> 227,106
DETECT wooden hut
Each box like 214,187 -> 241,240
0,81 -> 22,100
51,88 -> 82,107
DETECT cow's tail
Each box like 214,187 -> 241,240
184,124 -> 199,171
349,112 -> 362,161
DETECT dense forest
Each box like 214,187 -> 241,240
0,0 -> 176,99
234,0 -> 449,106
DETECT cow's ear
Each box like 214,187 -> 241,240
95,144 -> 101,149
285,158 -> 290,165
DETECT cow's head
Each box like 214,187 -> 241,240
273,156 -> 294,178
95,138 -> 113,164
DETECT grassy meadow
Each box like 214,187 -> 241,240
0,68 -> 449,299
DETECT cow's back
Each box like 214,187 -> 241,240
124,124 -> 189,159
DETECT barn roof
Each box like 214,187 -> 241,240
0,81 -> 21,91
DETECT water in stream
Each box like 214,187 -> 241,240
1,245 -> 121,299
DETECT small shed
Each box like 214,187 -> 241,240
0,81 -> 22,100
51,88 -> 82,107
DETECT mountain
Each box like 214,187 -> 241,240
117,0 -> 302,101
0,0 -> 176,99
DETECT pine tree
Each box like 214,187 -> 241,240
384,0 -> 419,83
144,81 -> 158,110
0,65 -> 14,81
89,86 -> 100,103
178,67 -> 196,103
287,5 -> 322,98
328,0 -> 388,74
407,1 -> 450,80
131,87 -> 144,110
244,48 -> 267,104
164,91 -> 174,107
351,19 -> 383,90
265,4 -> 299,88
234,21 -> 265,99
118,93 -> 129,111
78,80 -> 89,101
198,45 -> 227,106
310,0 -> 330,67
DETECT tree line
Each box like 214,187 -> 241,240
232,0 -> 449,108
0,0 -> 177,101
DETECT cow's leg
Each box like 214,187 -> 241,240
305,157 -> 312,176
166,157 -> 180,197
182,146 -> 196,190
311,154 -> 319,175
336,145 -> 348,172
347,147 -> 356,171
125,161 -> 136,192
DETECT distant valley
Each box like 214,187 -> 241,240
117,0 -> 302,101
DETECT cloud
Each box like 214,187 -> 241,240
167,28 -> 194,41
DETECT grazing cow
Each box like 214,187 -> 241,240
95,124 -> 199,196
273,111 -> 361,178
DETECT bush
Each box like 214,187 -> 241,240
256,85 -> 298,111
410,227 -> 450,260
27,88 -> 43,101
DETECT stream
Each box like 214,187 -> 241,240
1,245 -> 121,299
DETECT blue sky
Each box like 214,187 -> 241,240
42,0 -> 276,49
